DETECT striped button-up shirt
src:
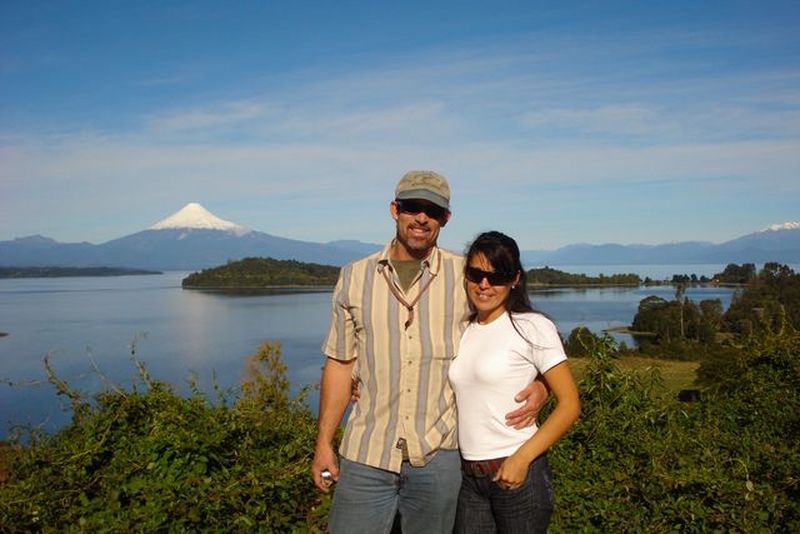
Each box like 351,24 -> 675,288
322,241 -> 470,473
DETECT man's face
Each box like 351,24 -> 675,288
390,199 -> 450,260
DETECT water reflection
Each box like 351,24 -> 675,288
188,287 -> 333,297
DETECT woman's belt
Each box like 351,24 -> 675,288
460,457 -> 506,477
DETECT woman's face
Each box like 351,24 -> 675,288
466,252 -> 518,324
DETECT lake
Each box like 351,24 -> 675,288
0,267 -> 741,439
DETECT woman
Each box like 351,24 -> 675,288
449,231 -> 580,533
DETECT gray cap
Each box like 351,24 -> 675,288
395,170 -> 450,210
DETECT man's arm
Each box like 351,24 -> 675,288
505,375 -> 550,429
312,357 -> 355,492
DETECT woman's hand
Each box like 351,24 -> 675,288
492,453 -> 529,490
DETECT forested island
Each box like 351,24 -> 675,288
181,257 -> 340,288
0,267 -> 161,278
528,266 -> 641,286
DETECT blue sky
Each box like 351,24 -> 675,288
2,1 -> 798,251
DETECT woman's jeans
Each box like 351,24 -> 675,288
328,450 -> 461,534
454,454 -> 554,534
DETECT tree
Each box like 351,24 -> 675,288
724,263 -> 800,334
675,281 -> 687,338
564,327 -> 602,357
714,263 -> 756,284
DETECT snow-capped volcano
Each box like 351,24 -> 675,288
149,203 -> 251,236
762,221 -> 800,232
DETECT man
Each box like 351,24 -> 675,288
312,171 -> 547,534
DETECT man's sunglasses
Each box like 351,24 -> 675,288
465,266 -> 517,286
395,199 -> 448,220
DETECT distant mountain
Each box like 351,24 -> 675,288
521,222 -> 800,266
0,204 -> 373,270
712,224 -> 800,263
2,209 -> 798,269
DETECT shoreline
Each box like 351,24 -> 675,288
182,284 -> 335,292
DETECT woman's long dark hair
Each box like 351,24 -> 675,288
465,231 -> 539,341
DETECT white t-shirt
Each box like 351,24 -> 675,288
448,312 -> 567,460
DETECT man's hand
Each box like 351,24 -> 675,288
312,358 -> 354,492
312,443 -> 339,492
505,378 -> 549,429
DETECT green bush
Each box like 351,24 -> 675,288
0,342 -> 330,532
548,333 -> 800,532
3,333 -> 798,531
564,326 -> 603,357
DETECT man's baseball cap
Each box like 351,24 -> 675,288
395,170 -> 450,210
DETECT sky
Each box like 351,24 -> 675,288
1,1 -> 799,252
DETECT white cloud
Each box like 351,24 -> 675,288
146,101 -> 274,132
520,104 -> 660,136
3,28 -> 799,246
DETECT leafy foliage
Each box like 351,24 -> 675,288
182,257 -> 340,288
631,295 -> 722,357
548,333 -> 799,532
724,262 -> 800,334
564,326 -> 603,357
713,262 -> 757,284
0,342 -> 330,532
2,328 -> 798,531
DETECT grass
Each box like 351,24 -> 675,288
568,355 -> 699,397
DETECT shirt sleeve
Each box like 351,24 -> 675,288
519,314 -> 567,373
321,267 -> 358,361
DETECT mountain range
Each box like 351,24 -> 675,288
1,203 -> 799,270
520,221 -> 800,266
0,204 -> 370,270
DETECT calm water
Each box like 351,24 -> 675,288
0,269 -> 738,438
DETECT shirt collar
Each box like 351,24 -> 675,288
377,240 -> 441,275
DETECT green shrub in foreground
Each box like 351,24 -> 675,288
548,333 -> 799,532
0,342 -> 329,532
2,333 -> 798,531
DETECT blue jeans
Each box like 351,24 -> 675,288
454,455 -> 554,534
328,449 -> 461,534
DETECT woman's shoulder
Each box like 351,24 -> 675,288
511,312 -> 560,338
511,311 -> 555,326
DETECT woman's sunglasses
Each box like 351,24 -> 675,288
395,199 -> 448,220
465,266 -> 516,286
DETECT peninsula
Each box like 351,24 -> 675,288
0,267 -> 162,278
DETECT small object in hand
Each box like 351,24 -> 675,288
321,469 -> 334,484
